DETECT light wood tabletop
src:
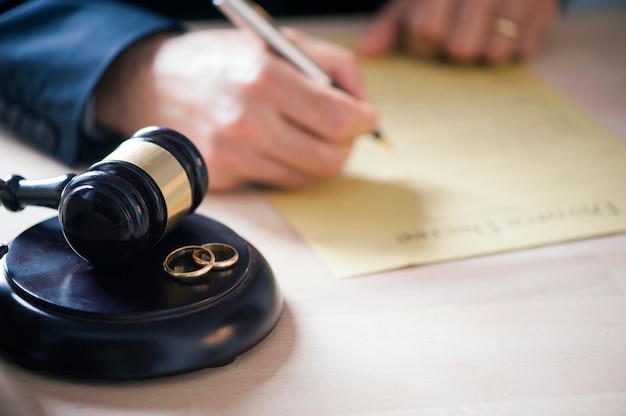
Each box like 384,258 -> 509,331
1,8 -> 625,416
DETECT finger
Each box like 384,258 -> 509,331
283,82 -> 377,144
445,0 -> 493,63
203,119 -> 317,190
215,42 -> 376,146
218,127 -> 350,190
284,27 -> 369,99
261,56 -> 377,143
405,0 -> 454,58
210,144 -> 316,191
485,1 -> 531,64
358,0 -> 408,56
205,99 -> 352,189
262,117 -> 354,178
519,0 -> 558,60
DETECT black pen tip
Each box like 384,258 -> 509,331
372,130 -> 391,148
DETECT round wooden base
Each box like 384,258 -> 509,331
0,214 -> 282,379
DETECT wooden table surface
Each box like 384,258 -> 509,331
1,8 -> 625,416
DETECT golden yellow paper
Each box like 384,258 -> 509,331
268,57 -> 626,278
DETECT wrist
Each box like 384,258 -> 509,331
94,32 -> 172,135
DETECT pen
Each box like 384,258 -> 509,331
212,0 -> 388,145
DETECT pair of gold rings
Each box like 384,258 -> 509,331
163,243 -> 239,282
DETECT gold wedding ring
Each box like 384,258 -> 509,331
163,245 -> 216,281
163,243 -> 240,281
194,243 -> 239,270
493,17 -> 519,39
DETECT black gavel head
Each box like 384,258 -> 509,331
59,126 -> 208,265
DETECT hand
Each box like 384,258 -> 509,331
95,29 -> 377,191
359,0 -> 559,64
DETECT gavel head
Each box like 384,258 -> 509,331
59,126 -> 208,265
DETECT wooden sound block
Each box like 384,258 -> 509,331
0,214 -> 282,379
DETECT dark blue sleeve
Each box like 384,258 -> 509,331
0,0 -> 183,166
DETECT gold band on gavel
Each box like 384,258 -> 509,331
103,138 -> 193,236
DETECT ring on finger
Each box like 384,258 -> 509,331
493,16 -> 519,39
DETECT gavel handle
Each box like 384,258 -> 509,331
0,180 -> 6,259
1,174 -> 76,211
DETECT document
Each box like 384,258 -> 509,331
268,57 -> 626,278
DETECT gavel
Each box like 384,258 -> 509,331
0,126 -> 208,265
